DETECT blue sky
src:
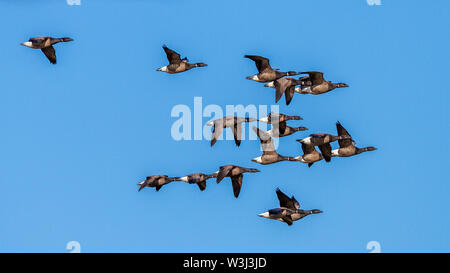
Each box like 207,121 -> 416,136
0,0 -> 449,253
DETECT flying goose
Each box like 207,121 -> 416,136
172,172 -> 217,191
295,72 -> 348,95
331,121 -> 377,157
251,126 -> 297,165
21,36 -> 73,64
264,76 -> 310,105
258,188 -> 323,226
138,175 -> 176,192
259,113 -> 306,138
244,55 -> 298,83
293,142 -> 324,167
216,165 -> 260,198
206,116 -> 257,147
298,133 -> 351,162
157,45 -> 207,74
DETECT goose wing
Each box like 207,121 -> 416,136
301,143 -> 316,155
41,46 -> 56,64
336,121 -> 353,148
162,45 -> 182,64
233,123 -> 242,147
231,174 -> 243,198
245,55 -> 271,73
276,188 -> 300,210
318,143 -> 332,162
301,72 -> 325,85
274,78 -> 291,103
217,165 -> 234,183
285,85 -> 295,105
210,119 -> 224,146
253,126 -> 276,154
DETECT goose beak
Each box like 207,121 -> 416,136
21,41 -> 32,47
206,121 -> 214,126
258,212 -> 269,218
156,68 -> 162,71
259,117 -> 269,123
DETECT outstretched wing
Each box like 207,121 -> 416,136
233,123 -> 242,147
301,143 -> 316,155
274,78 -> 291,103
162,45 -> 182,64
253,126 -> 276,154
245,55 -> 271,72
276,188 -> 299,209
301,72 -> 325,85
318,143 -> 332,162
210,120 -> 224,147
231,174 -> 243,198
197,181 -> 207,191
285,85 -> 295,105
216,165 -> 234,183
336,121 -> 353,148
41,46 -> 56,64
282,216 -> 293,226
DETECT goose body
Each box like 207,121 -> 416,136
21,36 -> 73,64
157,45 -> 207,74
207,116 -> 256,147
331,121 -> 377,157
245,55 -> 298,83
138,175 -> 176,192
258,188 -> 323,226
299,133 -> 351,162
296,72 -> 348,95
216,165 -> 260,198
172,172 -> 217,191
264,76 -> 310,105
251,126 -> 297,165
259,113 -> 306,137
294,142 -> 324,167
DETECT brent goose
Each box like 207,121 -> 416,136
331,121 -> 377,157
259,113 -> 306,138
157,45 -> 207,74
299,133 -> 351,162
21,36 -> 73,64
264,76 -> 310,105
216,165 -> 260,198
251,126 -> 297,165
138,175 -> 176,192
206,116 -> 257,147
296,72 -> 348,94
258,188 -> 323,226
244,55 -> 298,83
172,172 -> 217,191
294,142 -> 324,167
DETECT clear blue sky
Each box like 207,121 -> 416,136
0,0 -> 449,253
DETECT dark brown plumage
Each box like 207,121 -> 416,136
216,165 -> 260,198
21,36 -> 73,64
245,55 -> 298,82
157,45 -> 207,74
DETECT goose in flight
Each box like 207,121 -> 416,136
331,121 -> 377,157
251,126 -> 297,165
295,72 -> 348,94
172,172 -> 217,191
298,133 -> 351,162
244,55 -> 298,83
215,165 -> 260,198
157,45 -> 207,73
207,116 -> 257,147
258,188 -> 323,226
21,36 -> 73,64
137,175 -> 177,192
